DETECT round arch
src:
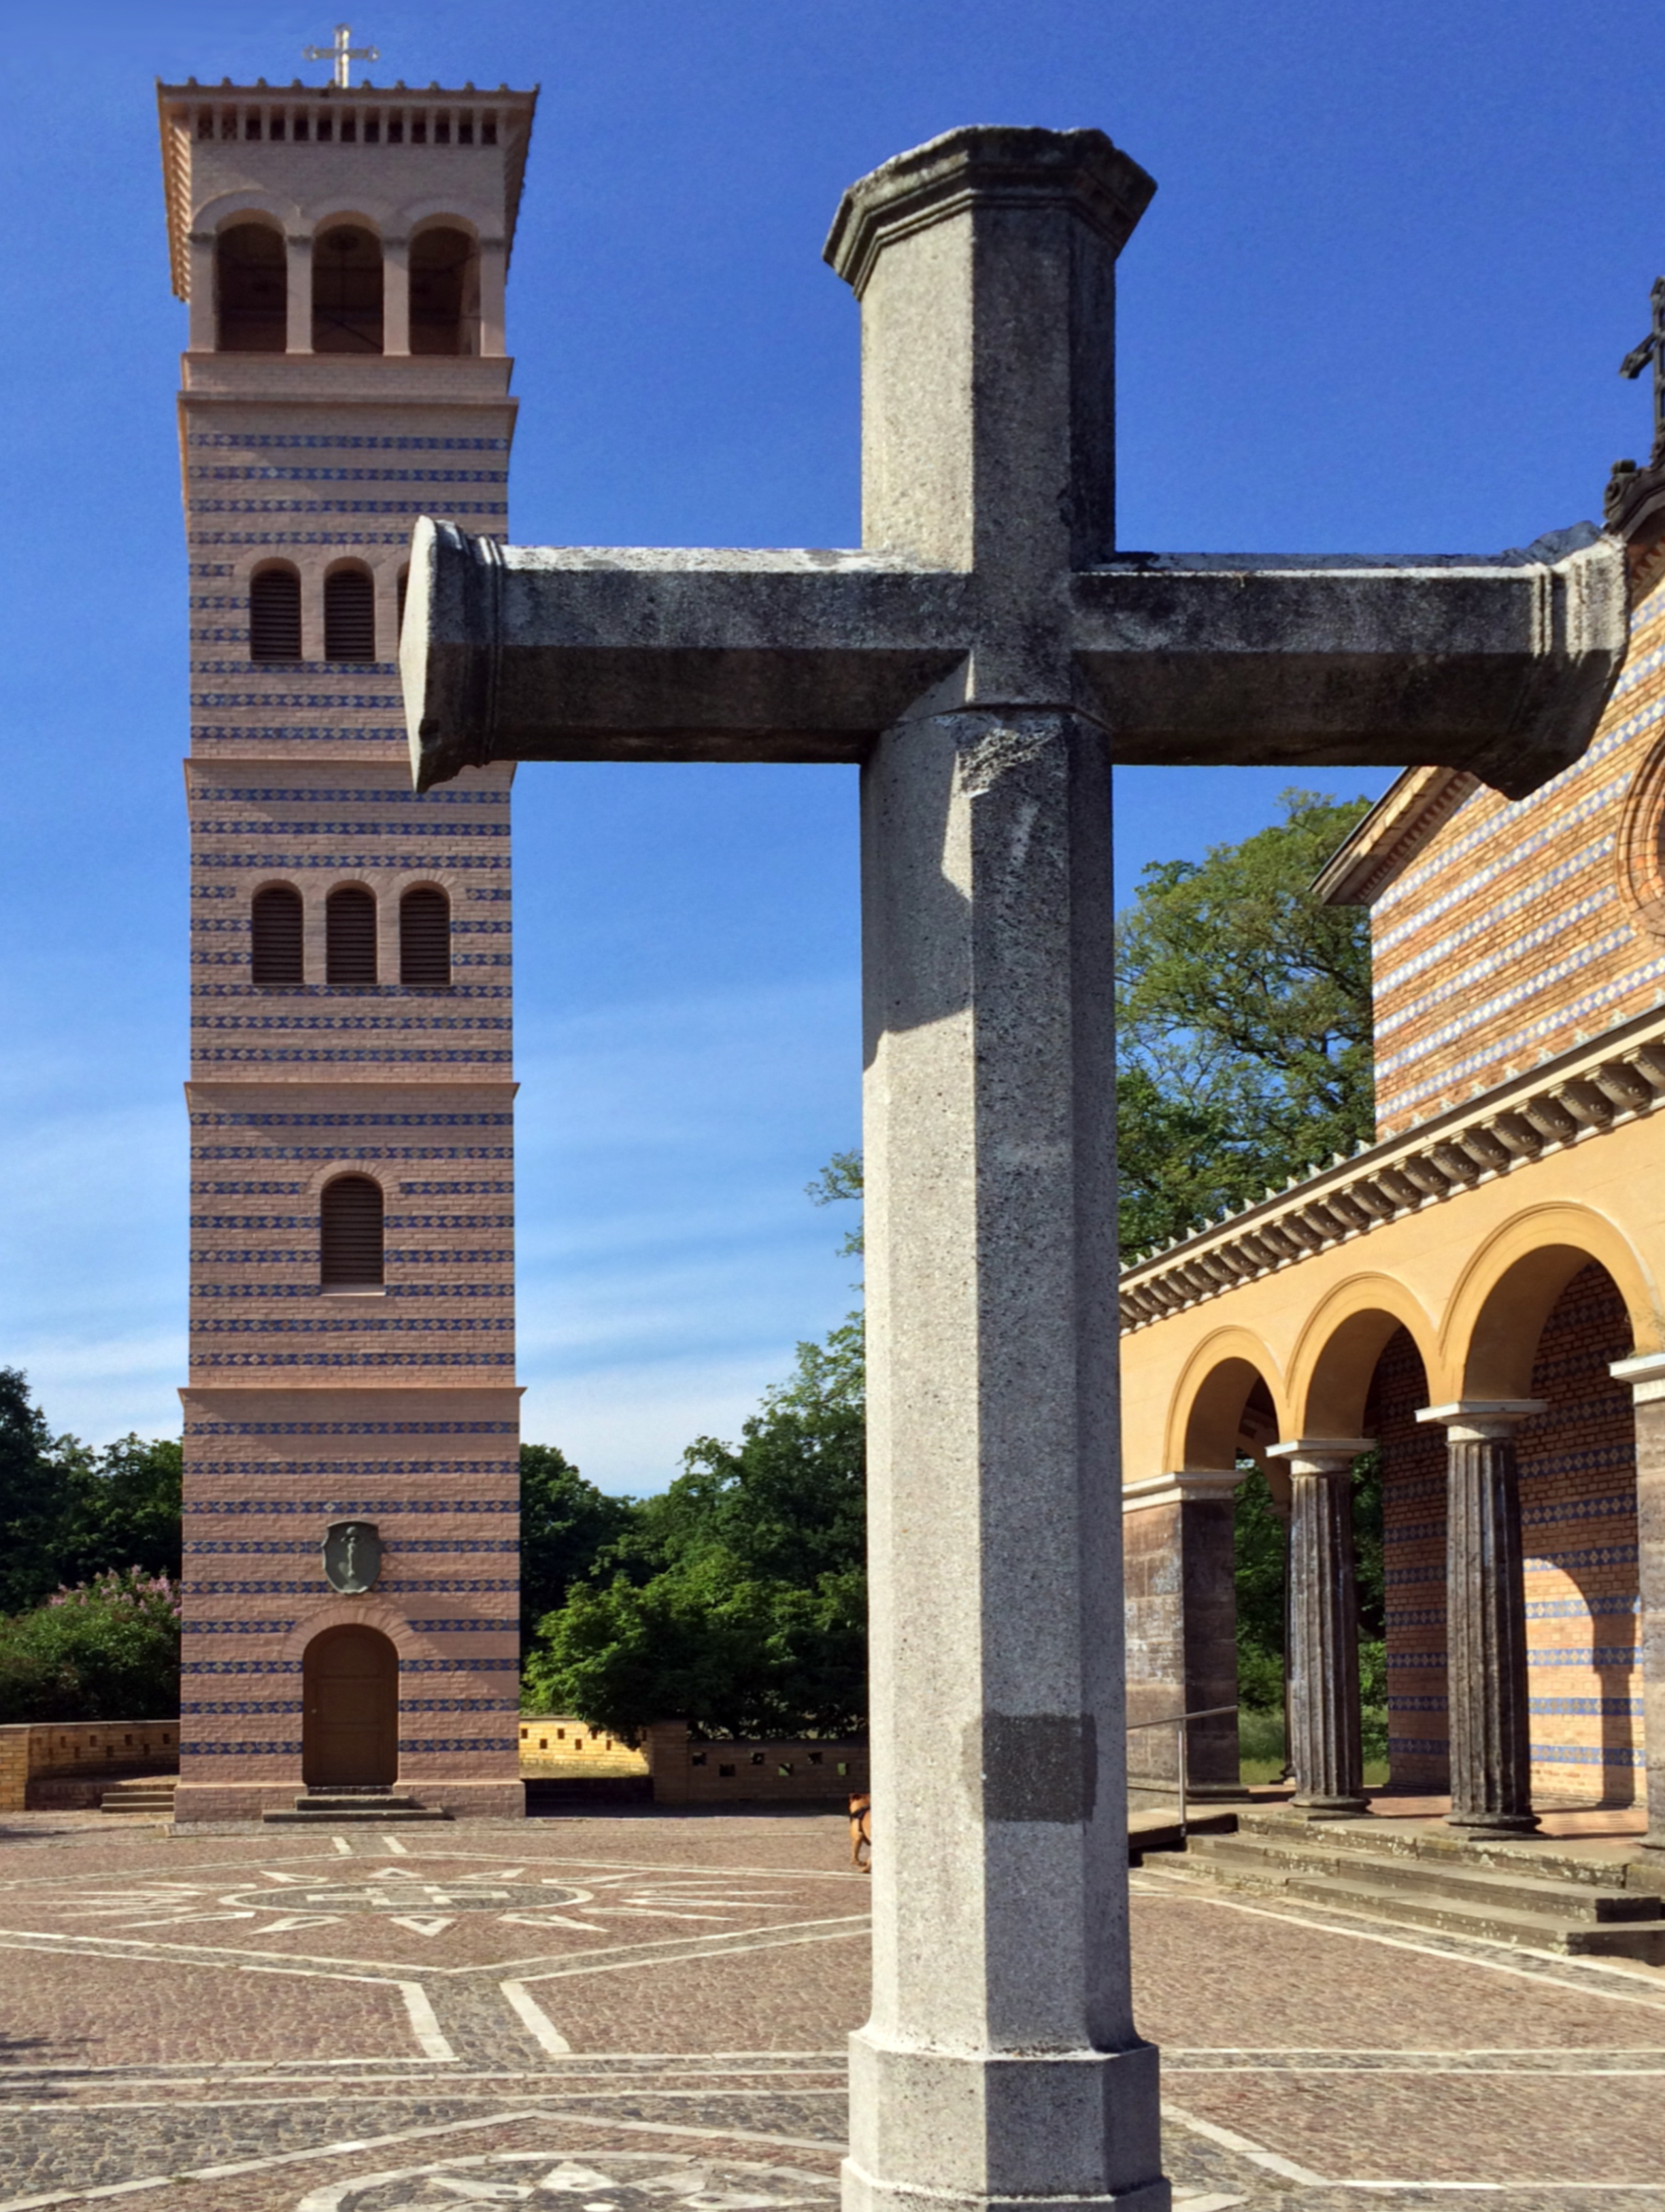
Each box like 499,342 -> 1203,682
1289,1276 -> 1444,1438
1443,1203 -> 1660,1399
1166,1326 -> 1288,1474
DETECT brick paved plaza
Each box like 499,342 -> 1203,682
0,1809 -> 1659,2210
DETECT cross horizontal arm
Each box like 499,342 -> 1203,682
402,519 -> 1628,801
402,524 -> 969,786
1074,534 -> 1628,798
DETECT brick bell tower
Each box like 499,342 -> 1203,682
157,60 -> 537,1822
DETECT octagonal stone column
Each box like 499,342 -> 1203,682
1267,1439 -> 1372,1818
1417,1401 -> 1545,1835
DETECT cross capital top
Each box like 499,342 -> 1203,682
305,23 -> 380,90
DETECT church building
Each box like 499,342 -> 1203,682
1120,494 -> 1665,1845
158,66 -> 537,1822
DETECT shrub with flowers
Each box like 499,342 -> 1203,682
0,1567 -> 181,1722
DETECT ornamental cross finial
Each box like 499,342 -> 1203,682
305,22 -> 380,88
1619,275 -> 1665,460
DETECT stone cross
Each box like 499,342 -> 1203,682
401,128 -> 1626,2212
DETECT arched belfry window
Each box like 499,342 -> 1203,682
324,566 -> 376,661
249,565 -> 301,662
312,224 -> 384,353
320,1174 -> 384,1290
251,885 -> 303,987
326,885 -> 377,986
409,226 -> 479,355
217,222 -> 286,352
400,886 -> 451,986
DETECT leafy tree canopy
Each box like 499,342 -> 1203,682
1117,787 -> 1375,1251
518,1444 -> 636,1649
0,1569 -> 181,1724
524,1316 -> 867,1740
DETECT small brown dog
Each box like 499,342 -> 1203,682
848,1791 -> 872,1871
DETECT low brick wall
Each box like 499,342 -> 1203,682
0,1720 -> 180,1810
519,1715 -> 648,1778
642,1720 -> 867,1806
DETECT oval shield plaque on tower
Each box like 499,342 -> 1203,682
322,1520 -> 382,1595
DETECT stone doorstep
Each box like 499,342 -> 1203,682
1238,1805 -> 1665,1890
1174,1828 -> 1665,1963
261,1791 -> 454,1824
1192,1833 -> 1660,1922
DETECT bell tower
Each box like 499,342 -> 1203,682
156,61 -> 537,1821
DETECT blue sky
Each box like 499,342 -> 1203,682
2,1 -> 1659,1491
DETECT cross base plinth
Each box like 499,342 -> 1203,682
845,2037 -> 1168,2212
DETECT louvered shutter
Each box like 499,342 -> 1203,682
400,887 -> 451,986
326,886 -> 377,986
249,568 -> 301,662
251,885 -> 303,987
324,568 -> 376,661
320,1175 -> 384,1289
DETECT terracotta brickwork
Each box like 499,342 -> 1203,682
1518,1263 -> 1642,1803
158,78 -> 537,1822
641,1722 -> 869,1805
1370,1327 -> 1448,1790
1368,578 -> 1665,1136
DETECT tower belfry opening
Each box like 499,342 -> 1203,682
157,67 -> 538,1824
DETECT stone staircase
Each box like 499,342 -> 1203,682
98,1778 -> 177,1816
263,1787 -> 452,1825
1151,1806 -> 1665,1964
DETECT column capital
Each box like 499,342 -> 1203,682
1121,1469 -> 1241,1511
1417,1400 -> 1545,1440
1610,1350 -> 1665,1401
1266,1436 -> 1373,1474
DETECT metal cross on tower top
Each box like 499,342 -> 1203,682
1619,276 -> 1665,459
305,22 -> 380,88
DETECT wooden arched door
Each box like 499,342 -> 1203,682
303,1625 -> 398,1786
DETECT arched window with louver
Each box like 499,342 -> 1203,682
249,566 -> 301,662
324,567 -> 376,662
320,1174 -> 384,1291
325,885 -> 377,987
312,224 -> 384,354
251,885 -> 304,988
400,886 -> 451,987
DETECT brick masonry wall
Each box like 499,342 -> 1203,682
1372,1327 -> 1449,1790
642,1722 -> 869,1805
1518,1263 -> 1642,1804
1370,578 -> 1665,1135
173,139 -> 528,1816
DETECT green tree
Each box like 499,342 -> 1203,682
1117,787 -> 1375,1251
58,1436 -> 183,1588
518,1443 -> 637,1648
0,1369 -> 73,1616
524,1316 -> 867,1739
0,1569 -> 181,1724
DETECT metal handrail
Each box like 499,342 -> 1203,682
1126,1703 -> 1239,1841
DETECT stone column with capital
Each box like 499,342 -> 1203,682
1268,1440 -> 1372,1816
1609,1352 -> 1665,1851
1122,1471 -> 1245,1807
382,236 -> 411,356
1418,1401 -> 1545,1834
285,235 -> 313,354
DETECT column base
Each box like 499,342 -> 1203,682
1289,1792 -> 1369,1819
843,2164 -> 1170,2212
1444,1810 -> 1541,1836
845,2032 -> 1167,2212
